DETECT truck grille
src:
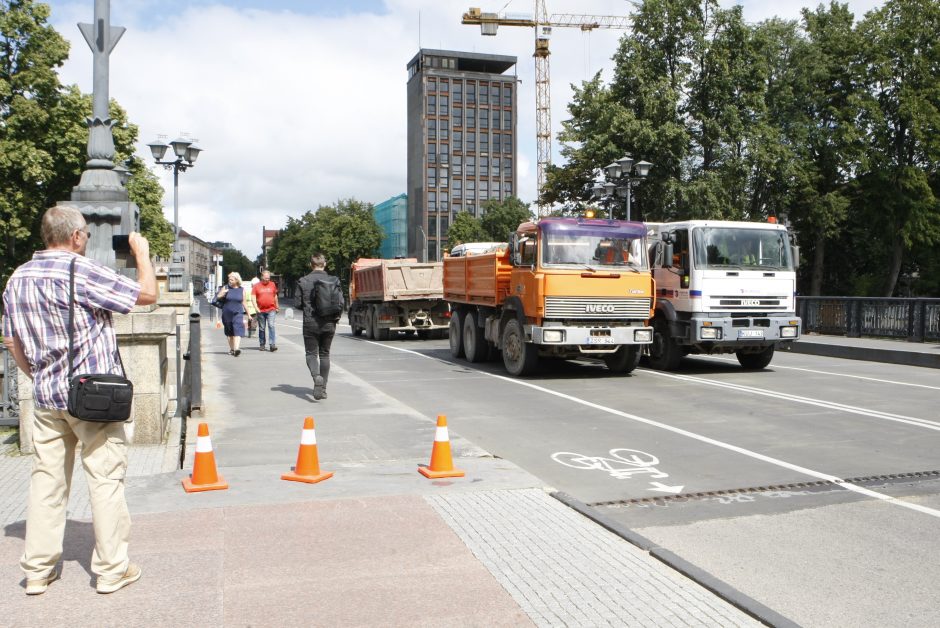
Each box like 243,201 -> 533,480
544,297 -> 651,320
710,296 -> 789,310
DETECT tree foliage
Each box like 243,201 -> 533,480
221,247 -> 256,282
267,198 -> 382,294
543,0 -> 940,296
446,211 -> 488,248
480,196 -> 533,241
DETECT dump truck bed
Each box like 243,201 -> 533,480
443,250 -> 512,306
352,259 -> 444,302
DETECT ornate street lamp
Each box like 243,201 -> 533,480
592,154 -> 653,221
147,135 -> 203,291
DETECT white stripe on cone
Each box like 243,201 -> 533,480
435,426 -> 449,442
195,436 -> 213,453
300,429 -> 317,445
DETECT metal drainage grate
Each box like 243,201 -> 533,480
587,470 -> 940,507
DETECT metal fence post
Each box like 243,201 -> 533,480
189,302 -> 202,412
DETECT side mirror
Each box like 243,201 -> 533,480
790,245 -> 800,269
509,234 -> 523,266
662,242 -> 674,268
661,232 -> 675,244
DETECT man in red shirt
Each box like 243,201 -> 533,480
251,270 -> 280,351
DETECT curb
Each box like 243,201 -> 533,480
782,341 -> 940,369
551,491 -> 798,628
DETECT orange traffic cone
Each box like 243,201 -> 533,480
182,423 -> 229,492
282,417 -> 333,484
418,415 -> 465,479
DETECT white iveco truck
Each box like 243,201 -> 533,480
646,220 -> 801,370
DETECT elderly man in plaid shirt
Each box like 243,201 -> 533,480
3,205 -> 157,595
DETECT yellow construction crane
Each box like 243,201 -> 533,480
463,3 -> 634,214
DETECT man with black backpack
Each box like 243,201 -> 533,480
297,252 -> 345,400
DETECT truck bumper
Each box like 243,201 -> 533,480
528,325 -> 653,347
687,314 -> 801,345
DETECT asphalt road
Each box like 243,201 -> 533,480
276,318 -> 940,628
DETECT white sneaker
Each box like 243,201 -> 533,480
97,563 -> 142,594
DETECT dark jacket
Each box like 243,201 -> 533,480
297,269 -> 344,334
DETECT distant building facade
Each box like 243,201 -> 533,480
374,193 -> 408,259
154,229 -> 218,294
407,49 -> 518,261
261,227 -> 279,270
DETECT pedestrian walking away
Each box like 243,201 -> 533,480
252,270 -> 280,351
215,272 -> 247,356
245,277 -> 260,338
297,253 -> 344,400
2,205 -> 157,595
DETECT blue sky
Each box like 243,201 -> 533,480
42,0 -> 885,258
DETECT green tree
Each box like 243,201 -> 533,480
445,211 -> 487,249
480,196 -> 532,241
267,198 -> 381,293
853,0 -> 940,296
221,248 -> 255,281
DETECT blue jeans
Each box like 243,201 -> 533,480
257,310 -> 277,346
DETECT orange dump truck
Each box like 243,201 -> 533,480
348,258 -> 450,340
443,217 -> 655,376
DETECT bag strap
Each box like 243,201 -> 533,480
67,257 -> 127,380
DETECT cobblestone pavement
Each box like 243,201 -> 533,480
0,433 -> 173,527
426,488 -> 760,628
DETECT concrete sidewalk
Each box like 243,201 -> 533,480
2,309 -> 766,627
784,333 -> 940,369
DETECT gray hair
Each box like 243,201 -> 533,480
41,205 -> 86,247
310,253 -> 326,269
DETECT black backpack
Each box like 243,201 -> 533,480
312,276 -> 344,319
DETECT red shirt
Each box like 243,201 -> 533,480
252,281 -> 278,312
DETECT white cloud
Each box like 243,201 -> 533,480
47,0 -> 882,258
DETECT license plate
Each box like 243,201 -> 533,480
588,336 -> 615,344
738,330 -> 764,338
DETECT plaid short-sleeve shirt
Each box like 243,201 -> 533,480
2,250 -> 140,410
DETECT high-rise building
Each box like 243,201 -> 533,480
374,193 -> 408,259
407,49 -> 518,261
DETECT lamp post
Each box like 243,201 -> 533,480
591,155 -> 653,221
147,136 -> 203,291
418,225 -> 428,262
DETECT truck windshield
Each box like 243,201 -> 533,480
542,232 -> 648,270
692,227 -> 793,270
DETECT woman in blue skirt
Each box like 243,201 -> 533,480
215,272 -> 247,356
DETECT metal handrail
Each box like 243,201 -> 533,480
796,296 -> 940,342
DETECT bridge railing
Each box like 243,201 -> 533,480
796,297 -> 940,342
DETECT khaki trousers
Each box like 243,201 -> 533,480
20,407 -> 131,580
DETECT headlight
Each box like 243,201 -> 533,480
781,326 -> 798,338
634,329 -> 652,342
543,330 -> 564,343
700,327 -> 722,340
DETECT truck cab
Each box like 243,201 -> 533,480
647,220 -> 801,370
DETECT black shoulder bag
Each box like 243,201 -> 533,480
66,257 -> 134,422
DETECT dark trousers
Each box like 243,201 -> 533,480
303,331 -> 335,386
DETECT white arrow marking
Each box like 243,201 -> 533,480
648,482 -> 684,494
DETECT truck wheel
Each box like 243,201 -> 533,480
502,318 -> 538,376
449,310 -> 465,358
648,318 -> 681,371
463,311 -> 489,363
372,307 -> 390,341
364,309 -> 375,339
737,346 -> 774,369
604,346 -> 641,374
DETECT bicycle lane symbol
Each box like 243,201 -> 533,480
551,449 -> 685,493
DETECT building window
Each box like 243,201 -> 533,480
453,131 -> 462,150
427,167 -> 436,186
452,179 -> 462,198
440,191 -> 448,206
428,78 -> 437,92
439,149 -> 449,165
440,79 -> 449,92
466,156 -> 476,175
428,241 -> 436,262
441,215 -> 449,236
453,83 -> 462,102
503,159 -> 512,176
428,119 -> 436,139
441,119 -> 449,140
492,110 -> 501,129
467,133 -> 476,151
466,83 -> 476,104
428,143 -> 436,164
466,109 -> 475,128
503,84 -> 512,105
493,134 -> 501,154
503,134 -> 511,153
480,159 -> 489,176
503,111 -> 512,129
453,107 -> 462,127
429,218 -> 437,237
440,95 -> 449,116
490,83 -> 500,100
427,95 -> 436,114
428,191 -> 437,210
479,83 -> 489,105
480,110 -> 488,129
453,155 -> 462,176
503,181 -> 513,195
480,180 -> 489,201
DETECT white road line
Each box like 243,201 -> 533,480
640,369 -> 940,432
363,339 -> 940,519
698,355 -> 940,391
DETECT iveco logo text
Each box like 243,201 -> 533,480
585,304 -> 615,313
741,299 -> 760,306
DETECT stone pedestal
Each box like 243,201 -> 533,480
18,305 -> 175,452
